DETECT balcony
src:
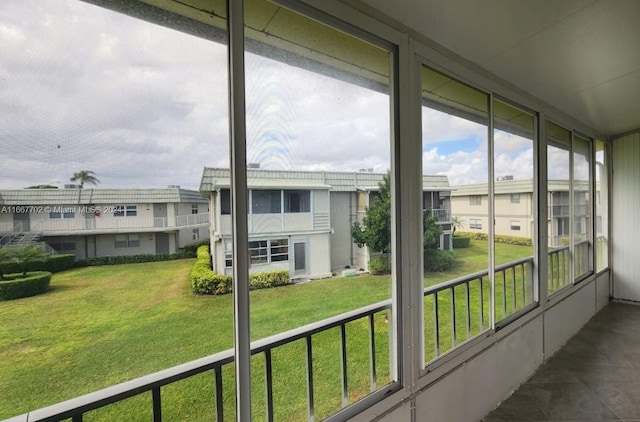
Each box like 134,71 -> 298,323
424,208 -> 451,223
10,213 -> 210,236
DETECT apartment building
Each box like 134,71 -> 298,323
0,187 -> 209,259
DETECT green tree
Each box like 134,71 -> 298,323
13,245 -> 48,276
70,170 -> 100,188
351,173 -> 391,254
0,247 -> 16,280
350,172 -> 444,255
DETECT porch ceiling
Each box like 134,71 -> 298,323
358,0 -> 640,137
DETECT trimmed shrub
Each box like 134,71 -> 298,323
249,270 -> 290,290
0,271 -> 52,301
191,246 -> 290,295
368,255 -> 390,275
183,240 -> 211,254
456,232 -> 532,246
424,249 -> 457,272
75,251 -> 195,267
191,245 -> 232,295
452,235 -> 471,249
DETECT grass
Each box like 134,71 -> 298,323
0,240 -> 533,420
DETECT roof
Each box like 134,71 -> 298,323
200,168 -> 450,194
451,179 -> 590,196
0,188 -> 208,205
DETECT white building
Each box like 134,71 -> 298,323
0,187 -> 209,259
200,168 -> 451,279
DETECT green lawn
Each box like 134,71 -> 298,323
0,240 -> 533,420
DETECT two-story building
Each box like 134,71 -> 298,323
451,178 -> 590,246
200,168 -> 451,279
0,187 -> 209,259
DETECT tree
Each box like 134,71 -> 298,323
350,172 -> 443,255
70,170 -> 100,188
0,247 -> 16,280
25,184 -> 58,189
13,245 -> 48,276
451,216 -> 465,236
351,173 -> 391,254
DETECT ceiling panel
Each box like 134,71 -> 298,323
359,0 -> 640,136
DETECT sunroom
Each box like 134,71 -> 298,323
3,0 -> 640,421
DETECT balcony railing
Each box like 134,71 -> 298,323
424,208 -> 451,223
10,301 -> 393,422
548,239 -> 591,295
34,213 -> 209,234
424,256 -> 535,363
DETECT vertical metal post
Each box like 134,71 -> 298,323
214,366 -> 224,422
368,313 -> 377,390
340,324 -> 349,407
228,0 -> 251,419
152,387 -> 162,422
265,351 -> 274,422
488,95 -> 496,330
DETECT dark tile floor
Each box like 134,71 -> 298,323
483,302 -> 640,422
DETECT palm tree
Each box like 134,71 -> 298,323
451,215 -> 465,236
70,170 -> 100,188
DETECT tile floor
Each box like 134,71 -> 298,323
483,302 -> 640,422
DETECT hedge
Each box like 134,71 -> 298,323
456,232 -> 532,246
452,235 -> 471,248
0,254 -> 75,274
424,249 -> 457,272
76,251 -> 196,267
368,256 -> 390,275
191,245 -> 290,295
0,271 -> 52,301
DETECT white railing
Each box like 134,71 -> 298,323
424,208 -> 451,223
35,213 -> 209,233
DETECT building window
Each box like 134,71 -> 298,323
191,204 -> 199,215
249,240 -> 268,264
115,234 -> 140,248
47,236 -> 76,252
49,206 -> 75,219
252,190 -> 281,214
470,218 -> 482,229
510,220 -> 521,231
510,193 -> 520,203
469,195 -> 481,205
220,189 -> 231,215
192,229 -> 199,240
114,205 -> 137,217
284,190 -> 310,213
270,239 -> 289,262
247,239 -> 289,265
224,240 -> 233,268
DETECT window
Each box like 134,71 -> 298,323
248,240 -> 268,264
220,189 -> 231,215
224,240 -> 233,268
251,190 -> 281,214
469,195 -> 482,205
114,205 -> 137,217
49,206 -> 75,219
270,239 -> 289,262
284,190 -> 310,213
115,234 -> 140,248
470,218 -> 482,229
595,140 -> 608,271
510,220 -> 521,231
510,193 -> 520,203
247,239 -> 289,265
46,236 -> 76,252
192,229 -> 199,240
191,204 -> 199,215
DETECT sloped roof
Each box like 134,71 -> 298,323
0,188 -> 207,205
451,179 -> 590,196
200,168 -> 450,194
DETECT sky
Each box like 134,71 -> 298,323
0,0 -> 538,191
